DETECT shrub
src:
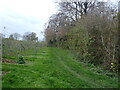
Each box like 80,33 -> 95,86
17,56 -> 25,64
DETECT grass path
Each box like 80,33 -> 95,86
59,60 -> 100,87
2,47 -> 118,88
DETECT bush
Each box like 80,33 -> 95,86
17,56 -> 25,64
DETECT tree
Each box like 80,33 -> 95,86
30,32 -> 38,41
58,0 -> 96,21
44,12 -> 72,46
9,34 -> 14,40
12,33 -> 21,40
8,33 -> 21,40
22,32 -> 38,41
44,0 -> 118,72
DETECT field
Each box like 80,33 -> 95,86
2,47 -> 118,88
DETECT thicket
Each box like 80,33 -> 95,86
44,1 -> 118,72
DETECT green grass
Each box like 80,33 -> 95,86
2,47 -> 118,88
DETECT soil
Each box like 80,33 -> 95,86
2,59 -> 17,64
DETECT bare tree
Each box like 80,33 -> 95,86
58,0 -> 97,21
12,33 -> 21,40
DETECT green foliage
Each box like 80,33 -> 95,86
16,56 -> 25,64
44,11 -> 118,73
44,0 -> 119,73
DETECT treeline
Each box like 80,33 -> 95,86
3,32 -> 38,41
1,32 -> 46,56
44,1 -> 118,72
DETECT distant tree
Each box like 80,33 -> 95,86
22,32 -> 38,41
8,33 -> 21,40
30,32 -> 38,41
9,34 -> 14,40
12,33 -> 21,40
22,32 -> 30,41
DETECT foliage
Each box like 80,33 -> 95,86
22,32 -> 38,41
44,1 -> 118,72
9,34 -> 14,40
16,56 -> 25,64
9,33 -> 21,40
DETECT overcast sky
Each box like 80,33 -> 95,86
0,0 -> 118,41
0,0 -> 57,40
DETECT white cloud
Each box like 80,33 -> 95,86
0,0 -> 57,40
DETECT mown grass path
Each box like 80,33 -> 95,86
2,47 -> 118,88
